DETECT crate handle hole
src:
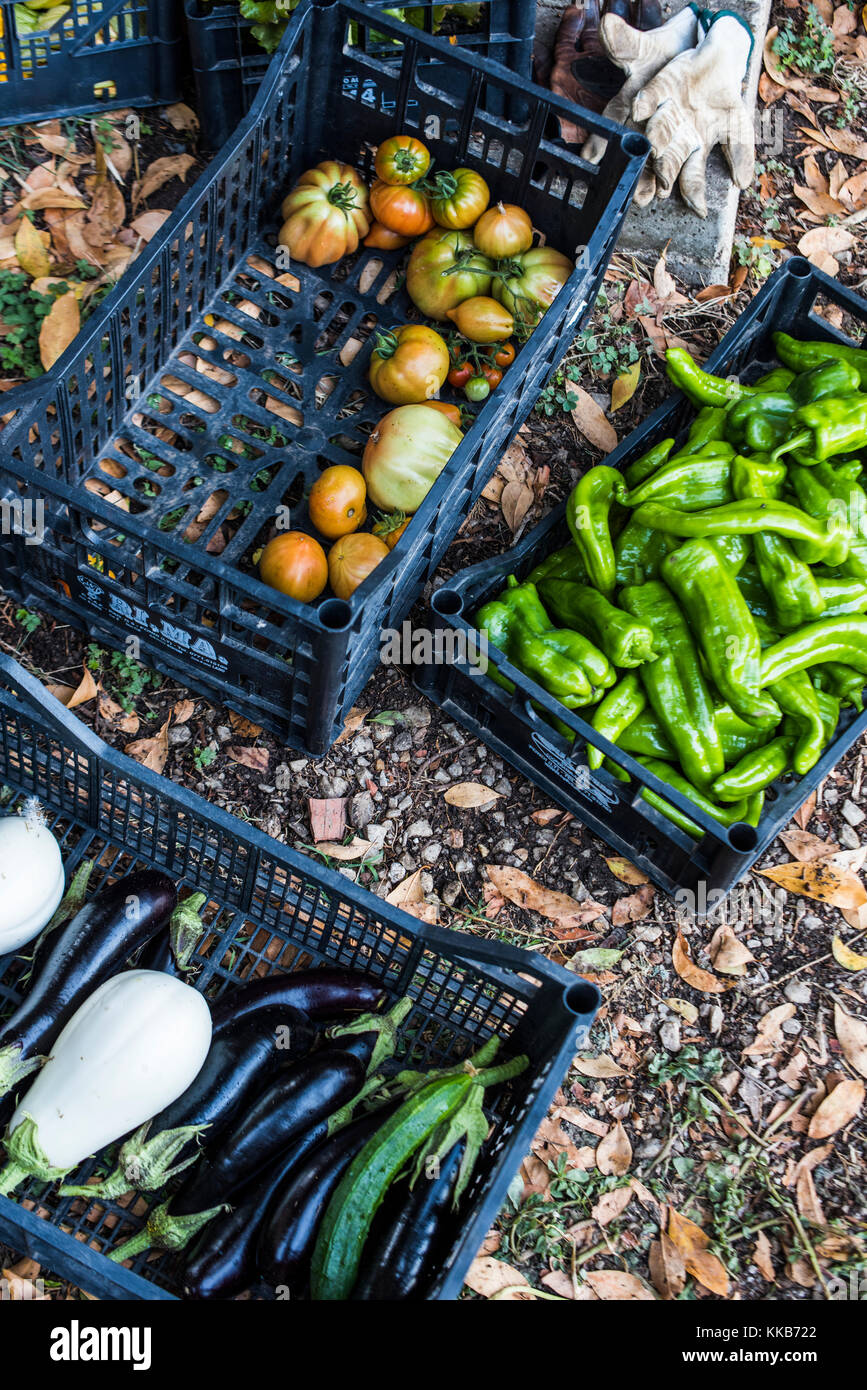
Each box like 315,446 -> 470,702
623,133 -> 650,160
788,258 -> 813,280
318,598 -> 353,631
728,822 -> 758,854
432,588 -> 463,618
564,980 -> 600,1016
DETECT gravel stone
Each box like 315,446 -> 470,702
442,880 -> 461,907
275,764 -> 292,790
406,820 -> 433,839
781,1019 -> 802,1035
349,791 -> 375,830
708,1005 -> 724,1036
842,799 -> 864,827
840,825 -> 862,850
424,842 -> 443,863
659,1019 -> 682,1053
784,980 -> 812,1004
168,724 -> 191,746
387,862 -> 407,884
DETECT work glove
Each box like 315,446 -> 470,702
631,12 -> 755,218
580,3 -> 701,195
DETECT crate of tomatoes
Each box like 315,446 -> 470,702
0,0 -> 648,755
0,653 -> 598,1299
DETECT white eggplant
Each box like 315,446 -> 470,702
0,801 -> 65,956
0,970 -> 212,1194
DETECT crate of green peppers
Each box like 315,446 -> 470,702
416,258 -> 867,898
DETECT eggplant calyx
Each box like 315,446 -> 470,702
109,1199 -> 229,1263
327,995 -> 412,1072
0,1116 -> 70,1197
169,892 -> 207,973
60,1121 -> 209,1201
0,1045 -> 44,1099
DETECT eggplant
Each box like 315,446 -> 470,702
134,892 -> 208,978
0,870 -> 177,1115
108,1048 -> 368,1263
60,1003 -> 316,1200
258,1102 -> 400,1292
182,1125 -> 330,1300
210,968 -> 387,1030
351,1141 -> 465,1300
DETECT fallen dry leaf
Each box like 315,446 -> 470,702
39,290 -> 80,370
309,797 -> 347,844
126,718 -> 171,775
226,745 -> 269,774
591,1184 -> 633,1225
611,360 -> 640,412
334,706 -> 368,744
582,1269 -> 655,1300
797,225 -> 856,275
807,1078 -> 865,1138
596,1120 -> 632,1176
831,934 -> 867,972
796,1164 -> 827,1227
709,923 -> 756,977
779,828 -> 838,863
668,1208 -> 730,1297
48,666 -> 97,711
743,1002 -> 796,1057
612,882 -> 654,926
173,699 -> 197,725
315,836 -> 377,862
834,1003 -> 867,1079
664,998 -> 699,1025
15,217 -> 50,278
650,1233 -> 687,1299
130,210 -> 172,243
500,479 -> 534,534
605,857 -> 648,885
464,1256 -> 534,1300
133,154 -> 197,211
752,1230 -> 775,1282
758,859 -> 866,909
673,928 -> 732,994
97,690 -> 139,736
572,1055 -> 626,1079
571,387 -> 618,452
486,865 -> 605,938
164,103 -> 200,135
443,781 -> 504,809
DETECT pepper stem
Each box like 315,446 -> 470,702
772,431 -> 811,462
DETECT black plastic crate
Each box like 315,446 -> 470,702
0,0 -> 185,127
0,651 -> 599,1300
185,0 -> 536,151
415,259 -> 867,900
0,0 -> 648,755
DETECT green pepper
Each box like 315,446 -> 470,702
711,736 -> 795,802
676,405 -> 729,456
619,581 -> 725,789
636,757 -> 751,837
712,534 -> 751,574
789,462 -> 867,582
666,349 -> 754,408
566,466 -> 622,596
617,709 -> 675,760
724,393 -> 797,452
527,543 -> 588,587
813,687 -> 841,741
587,673 -> 646,771
536,580 -> 657,668
734,564 -> 779,626
662,539 -> 781,728
815,661 -> 864,711
616,450 -> 733,511
760,616 -> 867,688
753,367 -> 796,392
632,498 -> 850,567
773,331 -> 867,389
614,518 -> 679,586
623,437 -> 676,489
788,358 -> 862,405
775,395 -> 867,465
768,669 -> 825,774
474,599 -> 517,695
714,704 -> 774,763
491,578 -> 615,705
732,454 -> 826,629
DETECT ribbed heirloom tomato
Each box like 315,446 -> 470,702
363,404 -> 463,513
369,181 -> 434,238
492,247 -> 573,328
406,229 -> 493,322
472,202 -> 533,259
368,325 -> 450,405
259,532 -> 328,602
279,162 -> 369,268
374,135 -> 431,186
428,169 -> 490,229
308,466 -> 367,540
328,533 -> 390,599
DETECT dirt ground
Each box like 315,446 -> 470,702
1,0 -> 867,1304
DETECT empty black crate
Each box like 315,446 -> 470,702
0,0 -> 185,127
0,651 -> 599,1299
415,259 -> 867,899
0,0 -> 647,755
185,0 -> 537,151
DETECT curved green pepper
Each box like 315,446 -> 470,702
617,451 -> 733,511
789,358 -> 862,405
789,462 -> 867,582
623,437 -> 676,489
775,394 -> 867,465
714,704 -> 774,763
474,599 -> 517,695
617,709 -> 676,760
536,580 -> 657,668
773,331 -> 867,389
724,393 -> 797,452
760,616 -> 867,688
636,757 -> 751,837
813,687 -> 841,741
754,367 -> 796,392
502,577 -> 614,699
711,736 -> 795,802
768,669 -> 825,774
666,348 -> 754,408
587,673 -> 646,772
615,518 -> 679,586
815,660 -> 864,711
675,405 -> 729,456
620,581 -> 725,789
662,539 -> 781,729
732,454 -> 826,628
566,466 -> 622,596
633,498 -> 850,568
527,543 -> 589,587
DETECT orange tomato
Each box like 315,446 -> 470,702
328,533 -> 390,599
374,135 -> 431,186
420,400 -> 462,427
472,202 -> 533,259
369,181 -> 434,238
259,532 -> 328,602
308,465 -> 367,540
364,221 -> 413,250
373,510 -> 413,550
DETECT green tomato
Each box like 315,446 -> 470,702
465,375 -> 491,402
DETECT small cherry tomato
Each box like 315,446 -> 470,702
373,510 -> 413,550
308,465 -> 367,539
494,342 -> 516,368
448,361 -> 473,389
465,375 -> 491,402
259,532 -> 328,602
374,135 -> 431,186
482,365 -> 503,388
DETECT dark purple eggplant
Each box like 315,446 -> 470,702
351,1141 -> 465,1300
182,1124 -> 330,1300
258,1102 -> 400,1292
210,968 -> 388,1030
0,870 -> 177,1117
60,1003 -> 316,1200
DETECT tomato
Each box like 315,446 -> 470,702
279,162 -> 369,268
481,365 -> 503,388
494,341 -> 516,368
445,295 -> 514,344
364,221 -> 412,250
308,465 -> 367,540
369,181 -> 434,237
492,246 -> 573,328
472,201 -> 533,259
420,400 -> 463,427
363,404 -> 463,512
447,361 -> 473,389
428,168 -> 490,229
406,229 -> 493,322
373,510 -> 412,550
368,324 -> 450,405
374,135 -> 431,186
328,533 -> 390,600
464,375 -> 490,402
259,532 -> 328,602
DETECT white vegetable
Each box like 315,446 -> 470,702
0,970 -> 212,1191
0,800 -> 65,956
